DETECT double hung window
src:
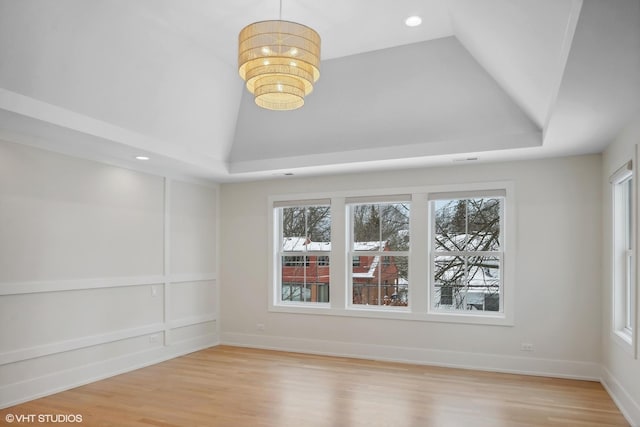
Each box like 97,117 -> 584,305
347,197 -> 410,308
275,201 -> 331,304
270,183 -> 513,325
429,191 -> 504,313
611,162 -> 634,347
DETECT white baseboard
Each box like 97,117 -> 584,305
5,332 -> 621,417
221,332 -> 601,381
601,366 -> 640,426
1,334 -> 218,409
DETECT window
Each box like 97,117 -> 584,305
611,161 -> 634,347
348,198 -> 410,308
270,183 -> 513,325
429,191 -> 504,314
276,201 -> 331,304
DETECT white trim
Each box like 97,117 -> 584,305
168,313 -> 217,330
169,273 -> 217,284
634,145 -> 639,360
268,182 -> 513,204
0,139 -> 220,411
427,188 -> 506,200
427,189 -> 510,322
345,194 -> 411,204
214,184 -> 222,350
221,332 -> 600,380
0,89 -> 228,184
346,199 -> 410,310
611,158 -> 635,355
273,198 -> 331,208
164,178 -> 172,346
0,323 -> 165,366
331,197 -> 347,310
610,160 -> 633,184
0,274 -> 216,296
272,202 -> 332,305
0,336 -> 218,410
268,181 -> 515,325
0,276 -> 166,296
0,310 -> 216,368
601,366 -> 640,426
611,329 -> 634,357
266,304 -> 518,326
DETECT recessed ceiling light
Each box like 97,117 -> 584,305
135,156 -> 150,161
405,16 -> 422,27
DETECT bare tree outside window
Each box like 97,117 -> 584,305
279,205 -> 331,303
282,206 -> 331,243
351,202 -> 410,306
432,197 -> 502,312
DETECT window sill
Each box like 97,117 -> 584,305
275,302 -> 331,310
612,329 -> 634,355
424,310 -> 513,326
269,304 -> 514,326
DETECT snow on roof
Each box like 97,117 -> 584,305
352,255 -> 380,278
353,241 -> 385,251
283,237 -> 390,278
282,238 -> 385,252
282,237 -> 331,251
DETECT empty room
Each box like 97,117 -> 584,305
1,0 -> 639,425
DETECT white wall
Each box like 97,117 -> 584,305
601,116 -> 640,425
220,154 -> 603,379
0,140 -> 218,408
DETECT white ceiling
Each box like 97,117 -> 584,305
0,0 -> 638,182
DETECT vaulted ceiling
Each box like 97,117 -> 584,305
0,0 -> 638,181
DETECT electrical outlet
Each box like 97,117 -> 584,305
520,343 -> 534,352
151,286 -> 158,297
149,334 -> 160,344
256,323 -> 265,332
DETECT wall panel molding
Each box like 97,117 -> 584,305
0,142 -> 219,409
169,273 -> 217,284
0,335 -> 219,410
168,313 -> 216,330
0,274 -> 217,296
0,323 -> 165,366
0,276 -> 166,296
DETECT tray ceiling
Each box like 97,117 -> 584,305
0,0 -> 638,181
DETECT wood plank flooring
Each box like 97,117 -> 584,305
1,345 -> 628,426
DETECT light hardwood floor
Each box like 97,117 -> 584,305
1,346 -> 628,426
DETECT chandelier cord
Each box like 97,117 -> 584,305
279,0 -> 282,20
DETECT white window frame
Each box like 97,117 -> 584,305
273,199 -> 332,308
346,196 -> 411,312
267,182 -> 515,327
611,160 -> 636,354
425,185 -> 514,325
428,191 -> 504,313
